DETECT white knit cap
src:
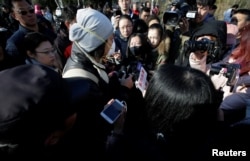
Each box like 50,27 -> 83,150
69,8 -> 113,52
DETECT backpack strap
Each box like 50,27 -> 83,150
63,68 -> 99,85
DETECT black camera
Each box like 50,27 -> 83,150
209,63 -> 241,87
113,9 -> 122,16
163,0 -> 196,26
163,10 -> 182,26
184,38 -> 221,63
184,38 -> 215,53
118,61 -> 142,82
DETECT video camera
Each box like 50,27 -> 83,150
209,63 -> 241,87
184,38 -> 221,63
163,0 -> 197,26
184,38 -> 215,53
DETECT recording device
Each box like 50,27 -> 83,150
113,9 -> 122,16
118,61 -> 142,82
163,0 -> 197,26
209,63 -> 241,87
100,99 -> 125,124
184,38 -> 215,53
186,10 -> 197,19
184,38 -> 221,63
163,10 -> 182,26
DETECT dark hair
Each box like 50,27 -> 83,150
118,15 -> 133,27
24,32 -> 53,54
132,19 -> 148,34
148,23 -> 164,40
4,0 -> 32,12
144,64 -> 222,134
146,14 -> 161,26
126,33 -> 150,59
58,5 -> 78,34
140,7 -> 150,13
233,9 -> 250,21
88,42 -> 106,59
211,4 -> 217,10
196,0 -> 215,7
62,5 -> 77,23
232,4 -> 239,9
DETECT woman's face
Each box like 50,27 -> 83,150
129,35 -> 142,47
119,18 -> 133,38
147,28 -> 161,48
30,41 -> 56,67
104,34 -> 114,57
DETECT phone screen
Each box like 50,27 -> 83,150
100,100 -> 123,124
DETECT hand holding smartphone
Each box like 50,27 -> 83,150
100,99 -> 126,124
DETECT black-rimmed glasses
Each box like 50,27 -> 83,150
16,8 -> 35,16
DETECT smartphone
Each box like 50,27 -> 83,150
113,10 -> 122,16
100,99 -> 124,124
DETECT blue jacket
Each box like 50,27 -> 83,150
5,24 -> 56,67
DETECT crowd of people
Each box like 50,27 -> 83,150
0,0 -> 250,160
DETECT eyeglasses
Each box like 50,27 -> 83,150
16,8 -> 35,16
119,25 -> 133,30
35,48 -> 56,55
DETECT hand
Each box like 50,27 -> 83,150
112,50 -> 121,61
114,15 -> 121,29
119,73 -> 134,89
210,69 -> 228,90
105,99 -> 127,134
179,17 -> 189,34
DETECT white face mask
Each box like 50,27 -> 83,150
107,39 -> 116,56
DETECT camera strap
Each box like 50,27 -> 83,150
63,68 -> 99,85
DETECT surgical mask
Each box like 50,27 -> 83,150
107,40 -> 116,56
129,46 -> 142,57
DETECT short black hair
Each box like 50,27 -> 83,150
211,4 -> 217,10
3,0 -> 32,12
234,9 -> 250,21
24,32 -> 53,54
140,7 -> 150,13
62,5 -> 77,22
232,4 -> 239,9
196,0 -> 216,7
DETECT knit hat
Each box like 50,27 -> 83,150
193,21 -> 219,39
69,8 -> 113,53
226,23 -> 238,45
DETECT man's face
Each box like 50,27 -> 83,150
195,4 -> 209,23
119,18 -> 133,38
140,11 -> 150,22
231,13 -> 250,31
12,0 -> 37,27
146,2 -> 151,8
118,0 -> 131,12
